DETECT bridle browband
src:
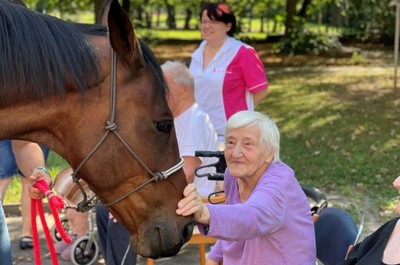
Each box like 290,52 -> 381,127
67,48 -> 184,212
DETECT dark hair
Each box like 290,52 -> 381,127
200,2 -> 236,37
0,0 -> 99,106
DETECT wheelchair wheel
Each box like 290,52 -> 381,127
50,216 -> 70,242
70,235 -> 100,265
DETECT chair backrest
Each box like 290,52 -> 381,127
314,207 -> 359,265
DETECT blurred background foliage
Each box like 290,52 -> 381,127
22,0 -> 398,55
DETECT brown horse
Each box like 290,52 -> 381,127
0,0 -> 193,258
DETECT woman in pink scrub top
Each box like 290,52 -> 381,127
189,2 -> 269,146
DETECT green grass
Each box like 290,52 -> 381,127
262,65 -> 399,221
137,29 -> 201,41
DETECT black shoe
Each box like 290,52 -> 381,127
19,236 -> 34,250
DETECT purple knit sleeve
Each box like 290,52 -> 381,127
206,239 -> 223,262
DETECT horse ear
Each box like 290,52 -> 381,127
108,0 -> 144,69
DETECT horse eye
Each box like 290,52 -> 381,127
154,120 -> 173,133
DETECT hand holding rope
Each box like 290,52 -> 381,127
30,167 -> 71,265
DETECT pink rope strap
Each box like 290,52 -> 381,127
31,179 -> 71,265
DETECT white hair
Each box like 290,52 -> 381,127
226,110 -> 281,162
160,60 -> 194,90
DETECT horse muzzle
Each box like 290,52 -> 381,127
133,217 -> 194,258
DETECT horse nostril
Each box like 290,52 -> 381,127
182,221 -> 194,243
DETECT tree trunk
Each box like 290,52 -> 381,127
184,8 -> 192,30
156,6 -> 161,27
248,12 -> 252,33
260,15 -> 265,33
164,1 -> 176,29
298,0 -> 312,18
94,0 -> 103,24
135,6 -> 143,25
285,0 -> 297,37
145,9 -> 152,28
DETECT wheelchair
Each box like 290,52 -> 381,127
51,168 -> 100,265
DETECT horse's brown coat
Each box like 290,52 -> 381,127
0,0 -> 193,258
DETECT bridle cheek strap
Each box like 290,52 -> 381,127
154,157 -> 185,182
100,157 -> 185,208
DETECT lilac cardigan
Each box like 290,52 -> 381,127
198,162 -> 316,265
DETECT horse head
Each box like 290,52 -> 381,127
0,0 -> 193,258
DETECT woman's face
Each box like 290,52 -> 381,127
200,10 -> 231,42
393,176 -> 400,214
225,125 -> 273,180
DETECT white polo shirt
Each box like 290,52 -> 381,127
174,103 -> 218,197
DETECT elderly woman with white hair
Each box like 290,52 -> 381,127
176,110 -> 316,265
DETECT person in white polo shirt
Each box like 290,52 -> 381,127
162,60 -> 219,197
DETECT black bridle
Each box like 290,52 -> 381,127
67,48 -> 184,212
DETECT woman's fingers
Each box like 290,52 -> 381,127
183,183 -> 197,196
176,183 -> 211,224
177,198 -> 202,216
176,184 -> 203,216
28,186 -> 44,199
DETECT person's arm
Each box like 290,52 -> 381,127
254,89 -> 269,106
179,170 -> 288,240
239,46 -> 269,107
12,140 -> 45,176
182,156 -> 202,184
11,140 -> 51,199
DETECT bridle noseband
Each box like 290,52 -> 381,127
67,48 -> 184,212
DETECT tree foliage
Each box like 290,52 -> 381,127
25,0 -> 92,16
23,0 -> 397,54
345,0 -> 395,44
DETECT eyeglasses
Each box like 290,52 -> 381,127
200,20 -> 220,26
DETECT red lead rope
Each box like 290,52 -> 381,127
31,179 -> 71,265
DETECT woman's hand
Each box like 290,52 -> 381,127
176,183 -> 211,224
28,167 -> 52,199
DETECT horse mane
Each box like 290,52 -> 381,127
0,1 -> 167,108
0,0 -> 100,106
